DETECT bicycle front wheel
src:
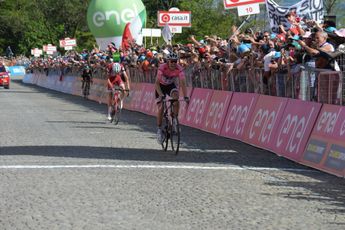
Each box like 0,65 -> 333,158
161,122 -> 169,151
170,117 -> 180,155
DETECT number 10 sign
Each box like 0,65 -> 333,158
223,0 -> 265,9
237,3 -> 260,16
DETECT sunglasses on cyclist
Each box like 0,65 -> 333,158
169,60 -> 178,63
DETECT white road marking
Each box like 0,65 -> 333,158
184,149 -> 238,153
0,164 -> 316,172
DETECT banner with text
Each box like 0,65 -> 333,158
301,104 -> 345,177
266,0 -> 324,33
220,93 -> 259,141
201,90 -> 233,135
243,95 -> 288,152
271,99 -> 322,162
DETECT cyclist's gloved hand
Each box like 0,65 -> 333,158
184,96 -> 190,104
126,90 -> 130,97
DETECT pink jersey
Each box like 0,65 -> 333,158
157,63 -> 185,86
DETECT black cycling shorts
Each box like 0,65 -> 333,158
155,83 -> 178,100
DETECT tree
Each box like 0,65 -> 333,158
324,0 -> 339,15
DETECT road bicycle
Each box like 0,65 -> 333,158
110,86 -> 128,125
161,97 -> 186,155
82,79 -> 91,99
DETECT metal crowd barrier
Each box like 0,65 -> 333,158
31,62 -> 345,106
128,63 -> 344,105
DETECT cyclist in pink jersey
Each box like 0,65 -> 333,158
155,52 -> 189,144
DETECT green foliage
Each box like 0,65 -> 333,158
0,0 -> 89,56
7,0 -> 332,55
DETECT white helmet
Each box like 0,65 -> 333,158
112,63 -> 121,74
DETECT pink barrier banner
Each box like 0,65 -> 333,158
130,83 -> 145,111
88,78 -> 106,103
182,88 -> 213,129
201,90 -> 233,135
147,86 -> 194,121
178,87 -> 193,125
271,99 -> 322,162
301,104 -> 345,177
243,95 -> 288,151
32,72 -> 40,84
140,83 -> 156,116
124,83 -> 137,110
72,77 -> 83,96
220,93 -> 259,141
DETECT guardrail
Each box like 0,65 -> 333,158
27,61 -> 345,106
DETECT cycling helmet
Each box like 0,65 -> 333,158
112,63 -> 121,74
166,52 -> 179,60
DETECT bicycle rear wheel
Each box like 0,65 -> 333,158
170,117 -> 180,154
83,83 -> 88,98
86,81 -> 90,97
113,106 -> 121,125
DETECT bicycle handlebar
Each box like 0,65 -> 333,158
161,97 -> 189,103
112,86 -> 130,92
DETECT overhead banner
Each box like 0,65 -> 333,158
265,0 -> 324,34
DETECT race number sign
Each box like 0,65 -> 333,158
237,3 -> 260,16
157,11 -> 191,27
223,0 -> 265,9
266,0 -> 324,33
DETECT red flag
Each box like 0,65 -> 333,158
121,22 -> 133,51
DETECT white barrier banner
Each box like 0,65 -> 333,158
266,0 -> 324,34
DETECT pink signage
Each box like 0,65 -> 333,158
140,83 -> 156,116
220,93 -> 259,141
243,95 -> 288,151
182,88 -> 213,129
124,83 -> 137,110
178,87 -> 193,125
272,99 -> 322,162
301,104 -> 345,177
131,84 -> 145,111
201,90 -> 233,135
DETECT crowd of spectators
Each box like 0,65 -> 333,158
27,10 -> 345,102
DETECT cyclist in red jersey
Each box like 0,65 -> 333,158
155,52 -> 189,144
106,62 -> 130,120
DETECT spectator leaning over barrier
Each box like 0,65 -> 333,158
298,31 -> 335,69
